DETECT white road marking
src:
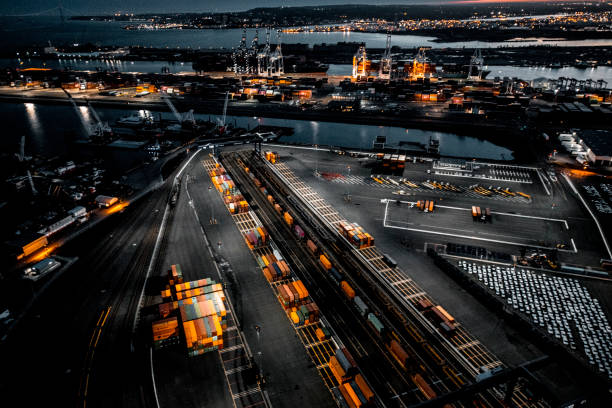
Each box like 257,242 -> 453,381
150,347 -> 161,408
384,205 -> 575,252
536,168 -> 551,196
562,174 -> 612,259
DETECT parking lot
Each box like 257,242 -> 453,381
582,184 -> 612,214
433,161 -> 537,185
383,200 -> 575,252
455,259 -> 612,381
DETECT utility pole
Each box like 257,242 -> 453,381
345,165 -> 352,202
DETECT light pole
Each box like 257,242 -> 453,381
255,325 -> 263,384
345,165 -> 351,202
209,184 -> 216,224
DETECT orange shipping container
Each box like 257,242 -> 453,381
315,328 -> 326,341
343,383 -> 363,408
339,384 -> 357,408
341,281 -> 356,300
294,280 -> 309,298
284,212 -> 293,226
354,374 -> 374,402
329,356 -> 348,384
263,267 -> 273,282
319,255 -> 332,270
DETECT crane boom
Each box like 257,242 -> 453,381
62,88 -> 95,137
222,91 -> 229,127
162,94 -> 183,123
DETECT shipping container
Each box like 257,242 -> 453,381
388,340 -> 410,369
412,374 -> 437,400
284,212 -> 293,226
329,267 -> 343,283
21,234 -> 48,257
294,225 -> 305,239
341,281 -> 356,300
336,348 -> 358,375
306,239 -> 318,254
354,296 -> 369,317
434,305 -> 455,323
382,253 -> 397,268
320,255 -> 332,270
338,384 -> 357,408
417,298 -> 433,311
343,383 -> 364,408
367,313 -> 385,335
354,374 -> 374,403
329,355 -> 349,384
332,387 -> 352,408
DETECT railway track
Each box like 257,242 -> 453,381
222,152 -> 430,406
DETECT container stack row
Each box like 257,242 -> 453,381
264,151 -> 279,164
259,251 -> 291,282
416,298 -> 457,335
375,153 -> 406,172
224,194 -> 249,214
243,226 -> 269,249
416,200 -> 435,213
152,264 -> 228,356
152,317 -> 180,350
329,347 -> 375,408
289,302 -> 320,326
211,172 -> 236,196
471,205 -> 491,222
337,221 -> 374,249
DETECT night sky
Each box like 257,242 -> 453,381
0,1 -> 558,16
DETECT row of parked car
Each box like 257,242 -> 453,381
458,260 -> 611,380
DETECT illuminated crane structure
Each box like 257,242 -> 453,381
406,47 -> 436,80
234,28 -> 283,76
232,28 -> 252,74
269,30 -> 284,76
379,33 -> 393,80
257,29 -> 272,76
352,45 -> 369,80
468,49 -> 484,80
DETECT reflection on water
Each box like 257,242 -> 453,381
24,102 -> 44,141
3,103 -> 514,161
204,114 -> 514,160
2,17 -> 612,51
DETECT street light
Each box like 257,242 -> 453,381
254,325 -> 263,384
345,165 -> 351,202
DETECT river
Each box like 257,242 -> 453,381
2,17 -> 612,50
0,102 -> 513,161
4,58 -> 610,83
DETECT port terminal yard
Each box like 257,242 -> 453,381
217,148 -> 555,407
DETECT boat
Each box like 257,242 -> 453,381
116,110 -> 156,127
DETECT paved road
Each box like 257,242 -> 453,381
0,181 -> 171,407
